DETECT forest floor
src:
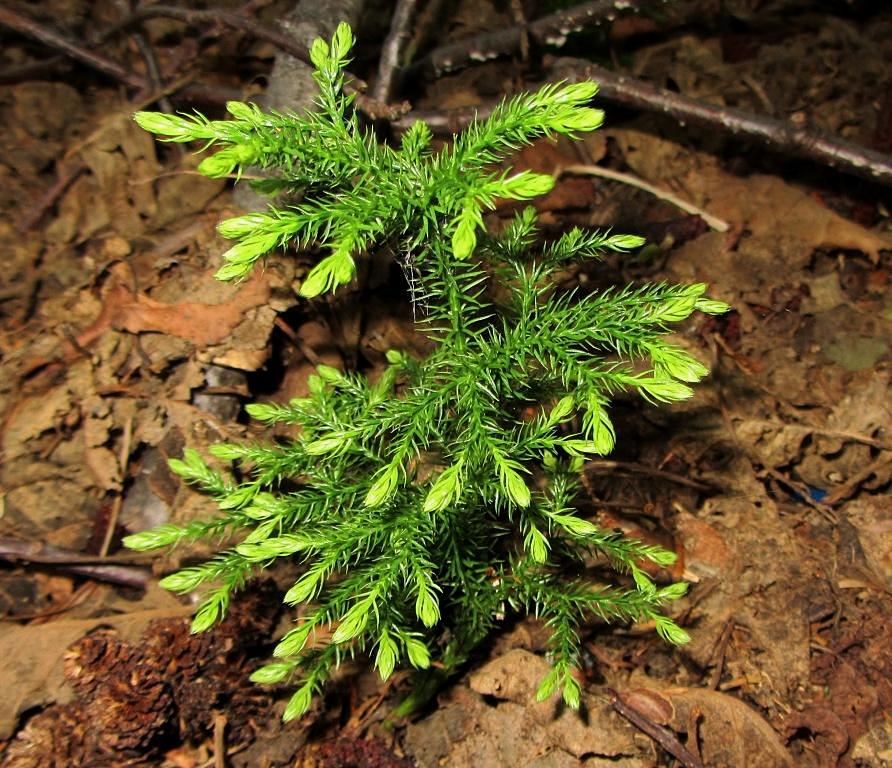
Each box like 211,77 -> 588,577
0,1 -> 891,766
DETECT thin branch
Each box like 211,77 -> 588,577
407,0 -> 661,78
18,160 -> 86,233
0,6 -> 144,87
131,29 -> 174,112
562,163 -> 730,232
119,4 -> 409,119
123,4 -> 315,68
609,689 -> 705,768
0,538 -> 152,589
553,58 -> 892,187
394,65 -> 892,187
584,460 -> 718,492
0,6 -> 239,107
373,0 -> 420,104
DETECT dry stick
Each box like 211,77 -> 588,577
739,418 -> 892,453
585,459 -> 718,492
99,415 -> 134,558
372,0 -> 420,104
0,6 -> 144,87
562,163 -> 730,232
0,538 -> 152,589
402,0 -> 449,66
553,58 -> 892,186
132,30 -> 174,113
0,54 -> 66,83
124,4 -> 314,67
707,618 -> 735,690
122,3 -> 404,119
396,63 -> 892,187
0,6 -> 238,106
408,0 -> 661,78
608,689 -> 705,768
212,712 -> 227,768
823,455 -> 892,506
18,160 -> 86,233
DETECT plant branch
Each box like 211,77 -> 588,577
0,538 -> 152,589
609,689 -> 705,768
408,0 -> 660,78
395,64 -> 892,187
407,0 -> 662,78
0,6 -> 144,88
562,164 -> 730,232
0,6 -> 239,106
123,4 -> 316,68
553,58 -> 892,187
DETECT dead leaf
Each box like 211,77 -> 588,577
406,649 -> 647,768
688,168 -> 892,261
2,385 -> 74,461
846,496 -> 892,588
663,687 -> 795,767
82,262 -> 271,348
468,649 -> 641,759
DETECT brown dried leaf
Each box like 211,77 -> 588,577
662,687 -> 795,767
83,263 -> 271,348
84,444 -> 121,492
688,167 -> 892,261
468,649 -> 640,759
2,385 -> 74,460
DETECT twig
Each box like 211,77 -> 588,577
609,689 -> 705,768
119,3 -> 409,119
736,418 -> 892,453
213,712 -> 227,768
396,62 -> 892,186
707,619 -> 734,690
402,0 -> 449,66
99,415 -> 134,558
372,0 -> 419,104
756,466 -> 837,523
131,30 -> 174,113
123,4 -> 314,68
0,6 -> 143,87
18,160 -> 86,233
0,538 -> 152,589
509,0 -> 530,66
408,0 -> 660,78
393,104 -> 495,135
0,6 -> 237,106
562,163 -> 730,232
0,55 -> 66,83
585,459 -> 718,492
823,455 -> 892,506
552,58 -> 892,187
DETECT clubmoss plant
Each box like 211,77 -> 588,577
125,23 -> 727,719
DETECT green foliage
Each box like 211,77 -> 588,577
126,23 -> 728,719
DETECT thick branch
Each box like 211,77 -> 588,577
372,0 -> 419,103
408,0 -> 662,78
